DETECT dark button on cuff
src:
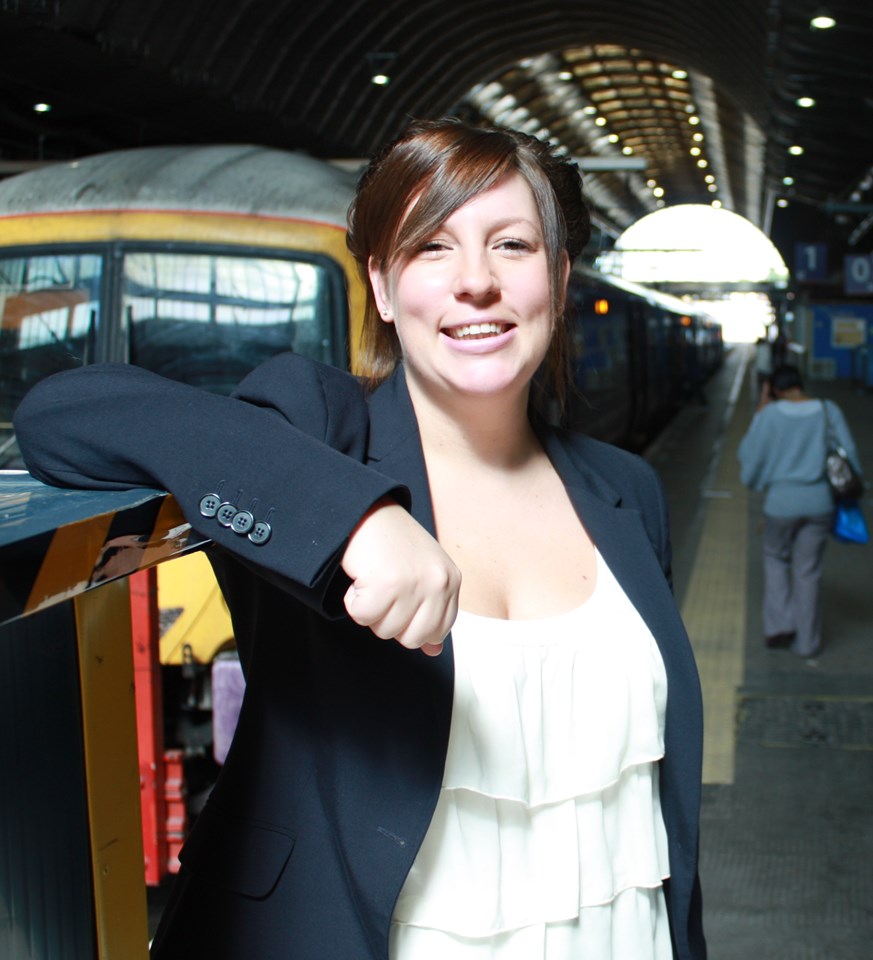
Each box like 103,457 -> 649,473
231,510 -> 255,534
248,521 -> 272,545
216,502 -> 237,527
199,494 -> 221,518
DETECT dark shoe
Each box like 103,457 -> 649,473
765,632 -> 795,648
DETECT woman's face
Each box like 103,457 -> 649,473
369,172 -> 567,408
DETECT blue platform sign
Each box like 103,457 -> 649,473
844,254 -> 873,295
795,242 -> 827,281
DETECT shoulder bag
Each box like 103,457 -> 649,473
821,401 -> 864,502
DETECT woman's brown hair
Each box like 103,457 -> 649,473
346,118 -> 591,410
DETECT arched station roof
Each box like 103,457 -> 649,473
0,1 -> 871,269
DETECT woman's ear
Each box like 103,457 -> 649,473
556,251 -> 572,317
368,258 -> 394,323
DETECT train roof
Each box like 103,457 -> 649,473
0,144 -> 358,227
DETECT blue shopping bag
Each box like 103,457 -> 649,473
833,500 -> 870,545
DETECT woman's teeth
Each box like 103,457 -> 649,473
450,322 -> 506,340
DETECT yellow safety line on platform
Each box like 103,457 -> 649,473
681,347 -> 753,784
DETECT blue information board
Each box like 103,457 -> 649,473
795,242 -> 827,281
812,303 -> 873,379
844,254 -> 873,295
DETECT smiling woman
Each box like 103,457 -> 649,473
13,118 -> 707,960
366,172 -> 558,415
347,118 -> 589,413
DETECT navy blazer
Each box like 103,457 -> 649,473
14,353 -> 706,960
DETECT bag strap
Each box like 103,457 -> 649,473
822,399 -> 854,461
821,399 -> 835,447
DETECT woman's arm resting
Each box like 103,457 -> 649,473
13,363 -> 405,611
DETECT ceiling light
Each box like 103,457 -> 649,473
367,51 -> 396,86
783,176 -> 795,185
707,184 -> 718,193
711,200 -> 722,209
622,146 -> 634,155
688,116 -> 700,125
33,102 -> 51,113
705,174 -> 715,183
788,144 -> 804,156
777,198 -> 790,207
653,186 -> 665,198
583,105 -> 597,115
693,132 -> 704,142
796,97 -> 816,108
594,116 -> 607,126
646,179 -> 657,188
810,12 -> 836,29
696,158 -> 708,168
690,146 -> 701,156
558,70 -> 573,81
672,69 -> 688,80
608,134 -> 620,143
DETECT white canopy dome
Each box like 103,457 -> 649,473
597,204 -> 789,287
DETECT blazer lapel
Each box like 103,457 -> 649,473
540,425 -> 686,648
366,366 -> 436,536
363,362 -> 455,704
542,425 -> 703,894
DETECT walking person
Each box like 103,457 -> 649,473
738,364 -> 862,658
14,119 -> 706,959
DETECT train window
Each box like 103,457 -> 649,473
0,252 -> 102,465
123,251 -> 338,395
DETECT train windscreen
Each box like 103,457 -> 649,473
123,251 -> 340,393
1,246 -> 347,467
0,252 -> 102,466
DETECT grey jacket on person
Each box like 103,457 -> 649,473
738,398 -> 861,517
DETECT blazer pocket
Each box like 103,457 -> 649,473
179,799 -> 296,899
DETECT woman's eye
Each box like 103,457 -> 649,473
418,240 -> 449,253
497,238 -> 532,252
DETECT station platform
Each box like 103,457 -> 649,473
647,343 -> 873,959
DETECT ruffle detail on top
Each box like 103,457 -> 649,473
390,887 -> 672,960
391,550 -> 672,960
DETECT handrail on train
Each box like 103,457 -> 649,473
0,470 -> 207,960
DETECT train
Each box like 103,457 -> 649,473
0,143 -> 721,881
565,264 -> 722,447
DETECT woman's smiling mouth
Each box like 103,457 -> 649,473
445,322 -> 514,340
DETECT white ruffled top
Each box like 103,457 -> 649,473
390,549 -> 673,960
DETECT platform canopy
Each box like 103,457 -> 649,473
595,204 -> 790,289
594,204 -> 790,342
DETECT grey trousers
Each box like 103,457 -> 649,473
762,513 -> 833,657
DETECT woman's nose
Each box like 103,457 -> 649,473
452,250 -> 498,300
